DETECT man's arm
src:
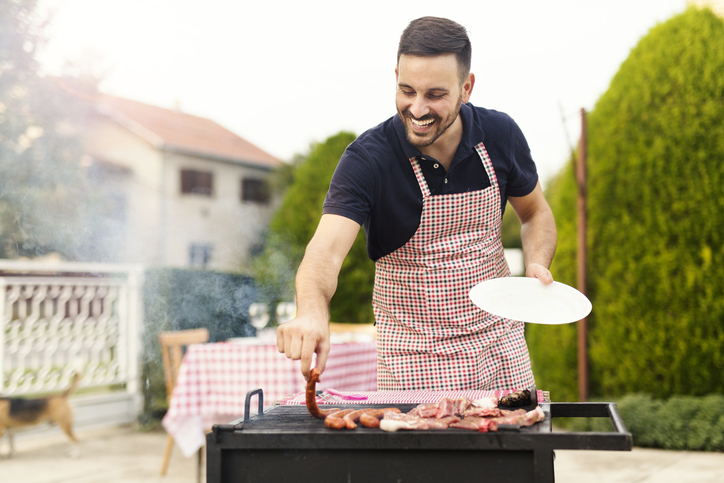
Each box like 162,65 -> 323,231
508,181 -> 557,284
276,214 -> 361,380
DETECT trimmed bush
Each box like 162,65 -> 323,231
528,7 -> 724,401
616,394 -> 664,448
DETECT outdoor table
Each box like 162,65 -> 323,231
161,340 -> 377,457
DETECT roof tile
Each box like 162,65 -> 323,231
99,95 -> 281,169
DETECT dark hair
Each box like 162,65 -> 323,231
397,17 -> 472,81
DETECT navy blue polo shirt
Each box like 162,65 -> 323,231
323,102 -> 539,261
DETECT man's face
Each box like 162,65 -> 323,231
395,53 -> 473,149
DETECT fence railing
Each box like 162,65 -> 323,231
0,260 -> 144,402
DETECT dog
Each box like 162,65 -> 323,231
0,372 -> 81,458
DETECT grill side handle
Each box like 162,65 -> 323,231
244,388 -> 264,422
211,388 -> 265,443
607,403 -> 628,435
550,402 -> 631,435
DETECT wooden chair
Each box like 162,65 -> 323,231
159,327 -> 210,480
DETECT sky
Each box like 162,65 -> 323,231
38,0 -> 689,185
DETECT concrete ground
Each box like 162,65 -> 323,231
1,425 -> 205,483
2,424 -> 724,482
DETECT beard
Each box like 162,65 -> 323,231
398,95 -> 462,149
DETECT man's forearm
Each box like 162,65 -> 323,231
520,208 -> 557,270
294,243 -> 341,321
277,214 -> 360,379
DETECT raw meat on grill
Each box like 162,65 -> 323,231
380,412 -> 461,431
434,397 -> 474,418
314,392 -> 544,433
448,417 -> 486,430
378,397 -> 544,433
493,406 -> 545,430
416,403 -> 439,418
471,396 -> 499,410
462,406 -> 511,418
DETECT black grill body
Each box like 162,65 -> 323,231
207,390 -> 632,483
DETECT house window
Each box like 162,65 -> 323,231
241,177 -> 270,204
181,169 -> 214,196
189,244 -> 213,268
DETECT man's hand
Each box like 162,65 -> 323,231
277,314 -> 331,381
526,262 -> 554,285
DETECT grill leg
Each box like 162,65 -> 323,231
205,433 -> 222,483
534,449 -> 555,483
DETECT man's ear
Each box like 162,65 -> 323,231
462,73 -> 475,103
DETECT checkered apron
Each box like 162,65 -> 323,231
373,142 -> 534,391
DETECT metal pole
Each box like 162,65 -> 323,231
577,108 -> 588,402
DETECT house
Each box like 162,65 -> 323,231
81,95 -> 282,271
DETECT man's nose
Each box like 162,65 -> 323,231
409,96 -> 429,118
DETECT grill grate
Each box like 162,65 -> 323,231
235,403 -> 543,434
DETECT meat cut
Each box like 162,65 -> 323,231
379,397 -> 545,433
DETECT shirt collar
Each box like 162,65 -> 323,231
393,103 -> 482,166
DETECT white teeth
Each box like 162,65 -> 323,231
412,118 -> 433,127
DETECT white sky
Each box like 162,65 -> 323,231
38,0 -> 688,185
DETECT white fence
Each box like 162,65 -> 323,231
0,260 -> 144,431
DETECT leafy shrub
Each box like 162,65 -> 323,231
615,394 -> 664,448
528,7 -> 724,400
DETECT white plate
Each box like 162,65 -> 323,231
468,277 -> 592,325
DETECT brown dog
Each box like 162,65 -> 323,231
0,372 -> 81,458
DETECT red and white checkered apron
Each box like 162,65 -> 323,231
373,142 -> 534,391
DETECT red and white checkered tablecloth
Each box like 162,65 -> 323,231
161,341 -> 377,457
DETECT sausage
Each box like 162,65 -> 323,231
305,368 -> 339,419
342,409 -> 377,429
331,408 -> 402,429
359,411 -> 381,428
359,408 -> 401,428
325,409 -> 356,429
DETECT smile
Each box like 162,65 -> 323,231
411,118 -> 434,128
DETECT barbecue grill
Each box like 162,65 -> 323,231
207,388 -> 632,483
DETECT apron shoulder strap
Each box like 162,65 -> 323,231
408,157 -> 432,198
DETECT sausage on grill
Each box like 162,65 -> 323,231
325,409 -> 356,429
306,368 -> 339,419
359,408 -> 401,428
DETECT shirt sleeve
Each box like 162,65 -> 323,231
505,119 -> 539,197
322,142 -> 375,227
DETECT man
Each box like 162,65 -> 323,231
277,17 -> 556,391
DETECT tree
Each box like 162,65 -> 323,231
0,0 -> 99,259
252,132 -> 376,324
527,7 -> 724,400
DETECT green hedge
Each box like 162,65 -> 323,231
559,394 -> 724,451
528,7 -> 724,401
139,267 -> 257,425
